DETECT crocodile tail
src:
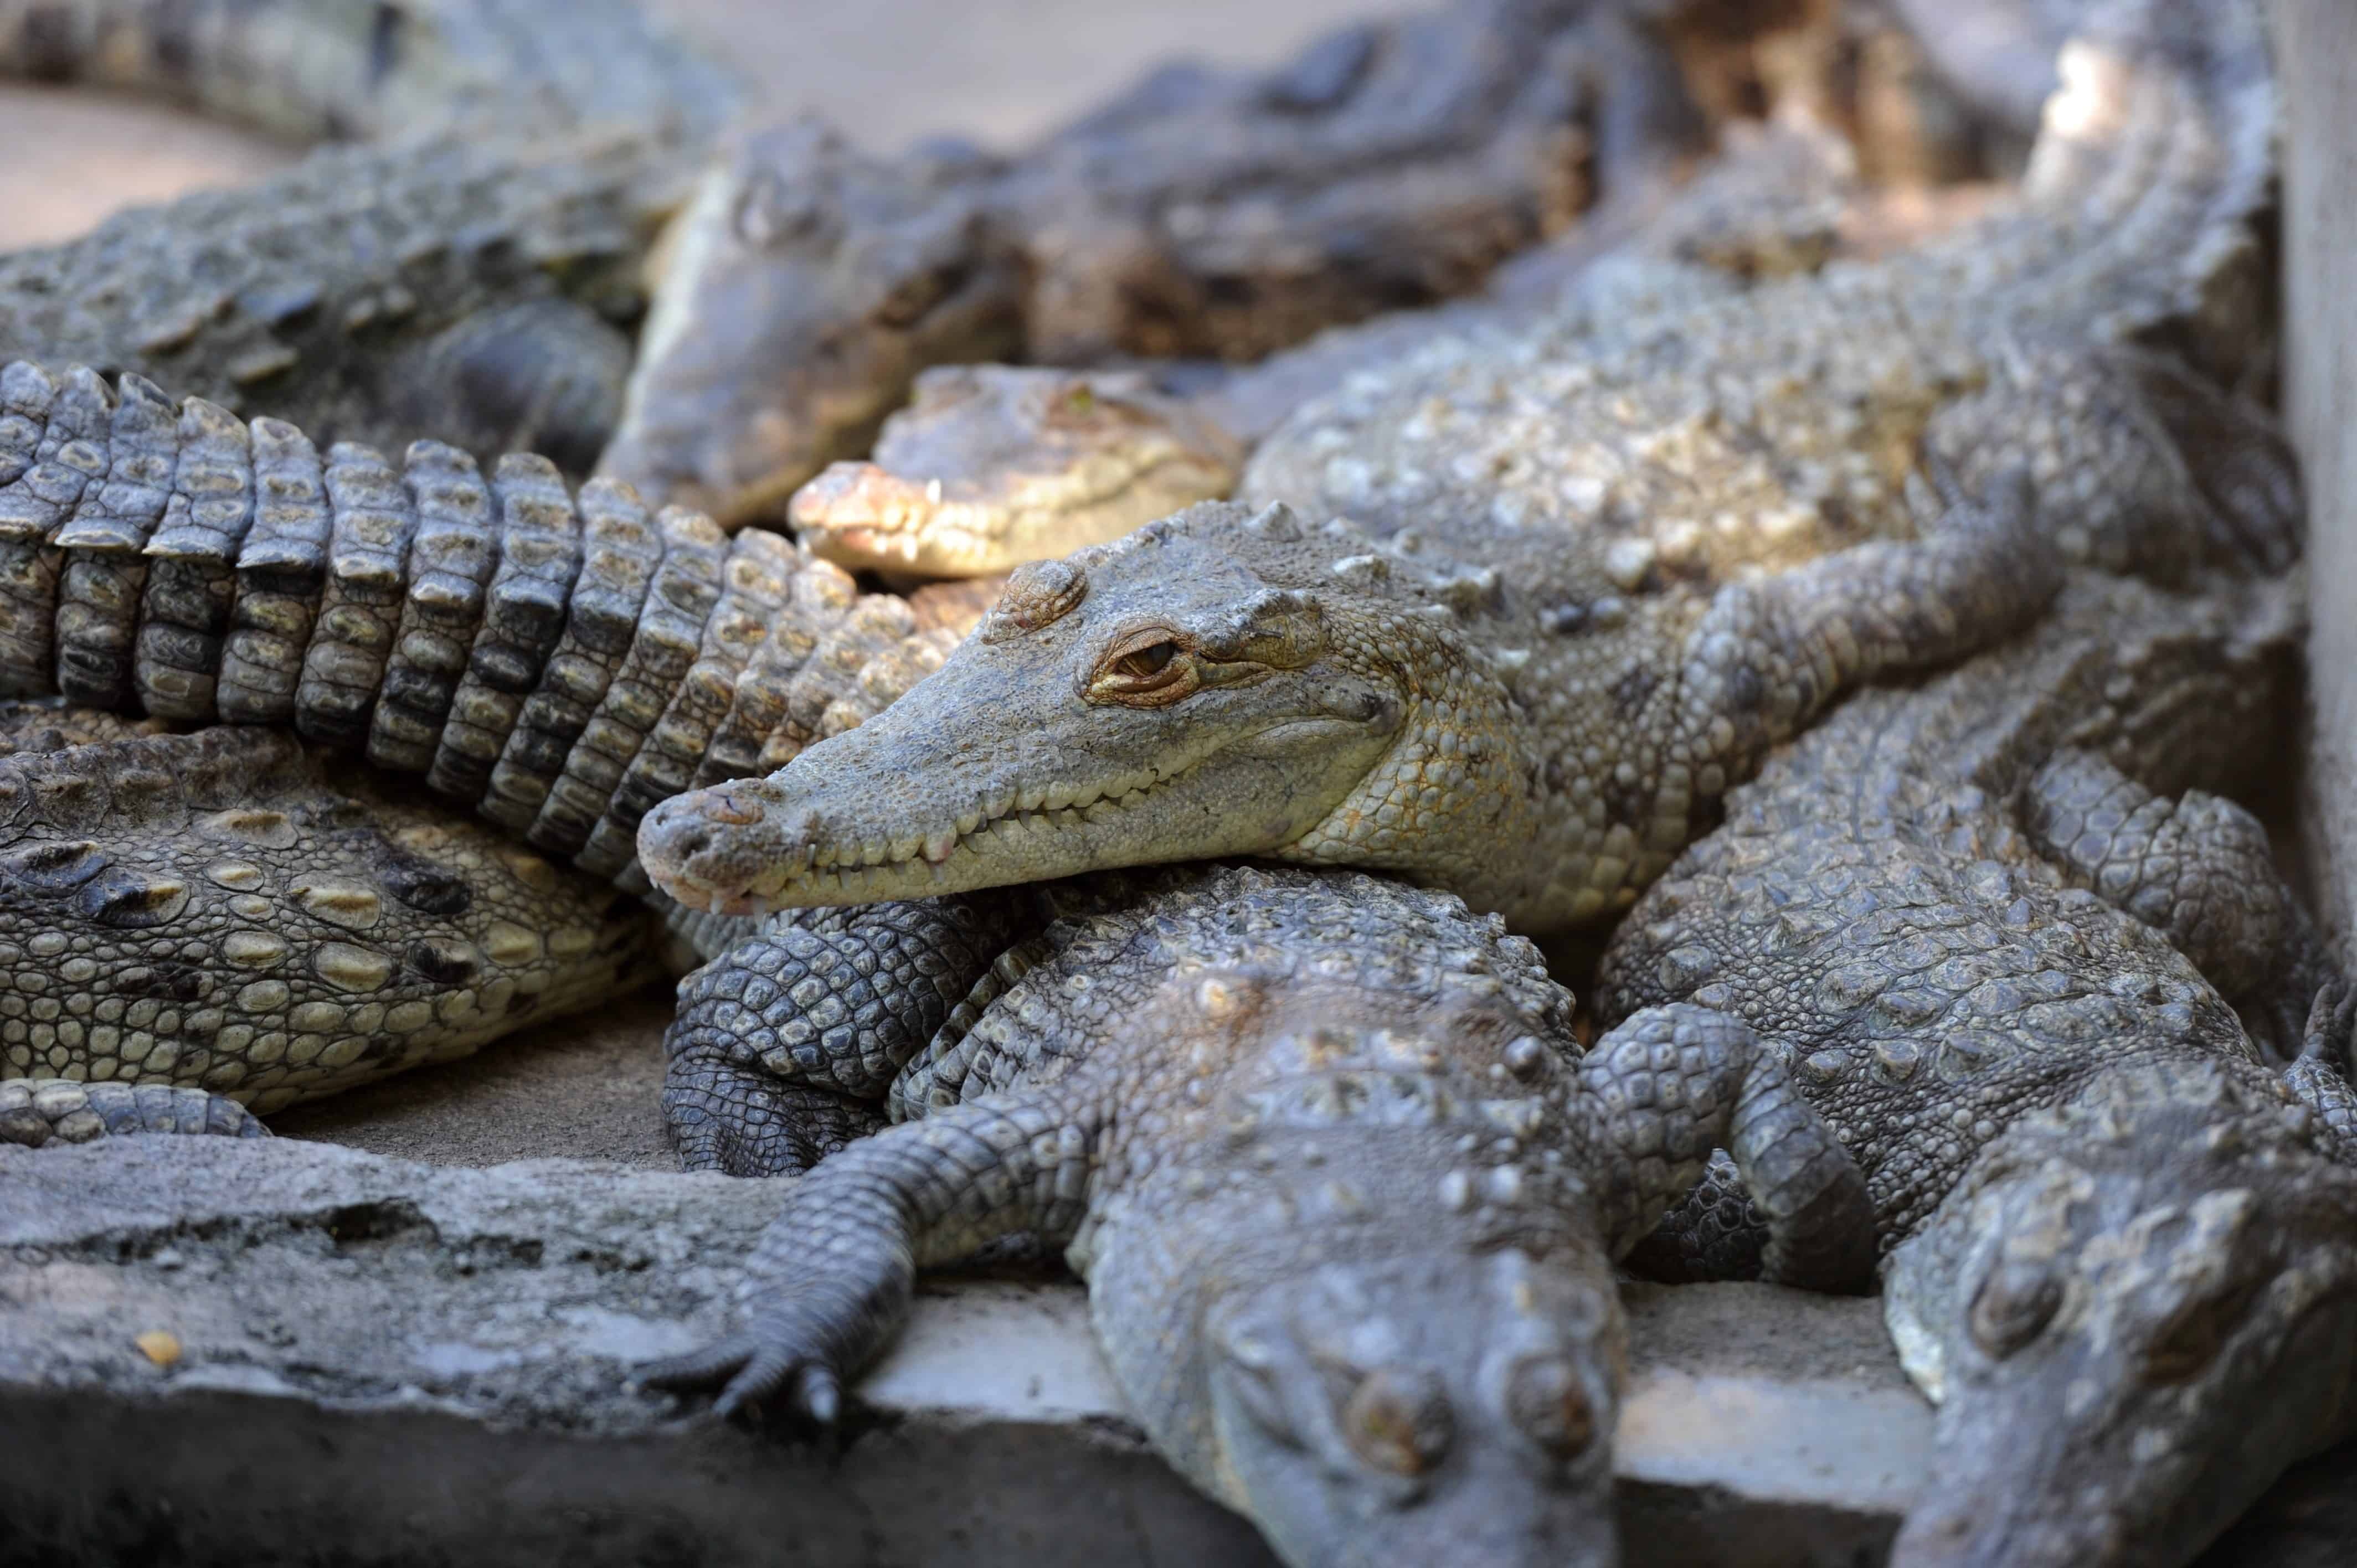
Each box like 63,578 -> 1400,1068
1919,0 -> 2276,359
0,0 -> 744,144
0,359 -> 969,886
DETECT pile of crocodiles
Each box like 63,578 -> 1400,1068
0,0 -> 2348,1565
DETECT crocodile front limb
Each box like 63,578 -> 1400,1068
1594,569 -> 2357,1568
642,864 -> 1872,1568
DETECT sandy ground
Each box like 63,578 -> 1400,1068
0,0 -> 1372,1164
0,0 -> 1377,247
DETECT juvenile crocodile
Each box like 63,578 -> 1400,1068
0,0 -> 744,145
0,1 -> 766,470
0,706 -> 656,1136
591,0 -> 1776,523
639,863 -> 1877,1568
0,358 -> 973,862
783,117 -> 1911,581
1593,568 -> 2357,1567
0,357 -> 1007,1141
786,364 -> 1244,580
637,0 -> 2297,927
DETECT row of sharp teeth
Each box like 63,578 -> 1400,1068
790,768 -> 1169,876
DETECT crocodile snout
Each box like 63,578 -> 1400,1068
638,784 -> 814,914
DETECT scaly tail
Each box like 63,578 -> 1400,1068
1909,0 -> 2276,359
0,0 -> 743,143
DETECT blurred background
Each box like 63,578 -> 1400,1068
0,0 -> 1380,248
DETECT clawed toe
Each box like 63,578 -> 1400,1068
632,1335 -> 847,1427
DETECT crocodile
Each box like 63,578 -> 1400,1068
781,113 -> 1978,582
0,359 -> 1000,1139
590,0 -> 1800,524
1592,567 -> 2357,1567
636,0 -> 2297,929
637,862 -> 1878,1568
0,0 -> 764,470
786,363 -> 1246,580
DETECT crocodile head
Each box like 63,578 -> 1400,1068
637,501 -> 1539,918
596,117 -> 1028,525
1201,1245 -> 1625,1568
789,363 -> 1242,578
1882,1069 -> 2357,1568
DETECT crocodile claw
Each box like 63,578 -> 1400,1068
634,1334 -> 847,1426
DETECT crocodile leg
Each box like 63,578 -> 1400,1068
0,1079 -> 265,1147
1654,469 -> 2062,891
660,893 -> 1042,1175
2284,987 -> 2357,1164
636,1084 -> 1103,1419
2021,748 -> 2338,1065
1577,1004 -> 1877,1294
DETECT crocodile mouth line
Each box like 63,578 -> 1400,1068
696,759 -> 1203,915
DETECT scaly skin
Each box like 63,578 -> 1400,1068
788,364 -> 1244,579
593,120 -> 1032,527
0,1 -> 753,473
639,0 -> 2296,925
595,0 -> 1767,524
0,0 -> 744,144
639,864 -> 1877,1568
0,359 -> 970,879
1593,569 -> 2357,1568
0,359 -> 999,1143
0,710 -> 656,1129
780,116 -> 1898,582
0,358 -> 1004,1136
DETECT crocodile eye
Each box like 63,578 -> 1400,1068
1089,629 -> 1201,707
1968,1258 -> 2063,1358
1340,1366 -> 1455,1476
1504,1355 -> 1597,1460
1118,641 -> 1176,677
733,170 -> 833,251
2145,1278 -> 2266,1384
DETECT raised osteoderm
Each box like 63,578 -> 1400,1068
0,0 -> 750,472
0,359 -> 991,1138
639,0 -> 2297,930
788,364 -> 1242,579
1597,569 -> 2357,1568
594,0 -> 1748,523
639,863 -> 1875,1568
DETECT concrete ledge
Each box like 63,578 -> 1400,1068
1,1137 -> 2346,1566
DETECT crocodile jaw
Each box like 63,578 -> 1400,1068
639,707 -> 1391,914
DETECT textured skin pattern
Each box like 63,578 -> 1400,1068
641,476 -> 2063,933
642,864 -> 1873,1568
788,365 -> 1243,578
594,0 -> 1758,525
0,0 -> 744,144
662,893 -> 1041,1175
640,0 -> 2295,933
0,1077 -> 265,1146
0,715 -> 656,1125
1592,570 -> 2357,1568
1245,0 -> 2288,568
0,0 -> 755,473
0,363 -> 972,884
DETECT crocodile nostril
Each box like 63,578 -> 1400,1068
697,787 -> 766,826
668,827 -> 714,862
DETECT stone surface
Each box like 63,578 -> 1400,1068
0,1135 -> 1929,1567
271,986 -> 678,1169
2279,0 -> 2357,981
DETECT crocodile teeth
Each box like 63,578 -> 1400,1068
922,830 -> 958,864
